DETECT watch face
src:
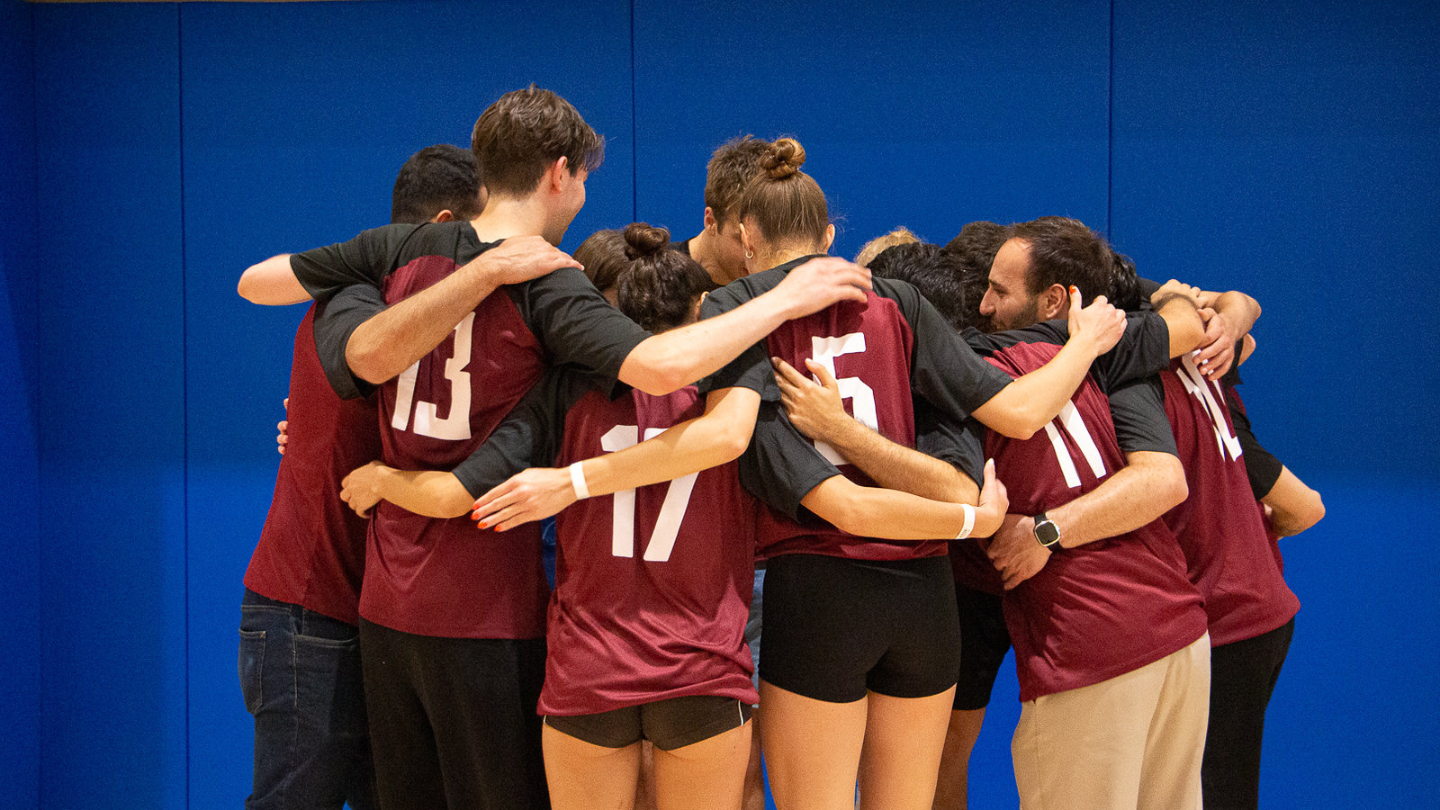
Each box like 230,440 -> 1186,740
1034,519 -> 1060,546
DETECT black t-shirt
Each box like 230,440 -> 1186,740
290,221 -> 651,400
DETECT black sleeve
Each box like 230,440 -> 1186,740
1107,376 -> 1179,456
1226,394 -> 1283,498
915,402 -> 985,487
737,402 -> 842,521
290,224 -> 413,299
1135,276 -> 1162,311
1090,311 -> 1173,392
514,268 -> 651,390
450,369 -> 600,498
695,286 -> 775,398
310,285 -> 386,400
888,281 -> 1013,420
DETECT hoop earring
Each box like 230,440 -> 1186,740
745,250 -> 754,259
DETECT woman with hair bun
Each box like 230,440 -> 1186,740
689,136 -> 1128,810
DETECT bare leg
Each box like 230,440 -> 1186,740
932,708 -> 986,810
542,722 -> 641,810
743,707 -> 766,810
760,679 -> 867,810
653,721 -> 753,810
856,688 -> 955,810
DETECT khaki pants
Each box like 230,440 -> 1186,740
1012,633 -> 1211,810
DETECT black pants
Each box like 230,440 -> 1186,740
359,620 -> 548,810
1203,618 -> 1295,810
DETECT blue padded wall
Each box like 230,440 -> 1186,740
633,0 -> 1111,259
15,1 -> 1439,807
0,1 -> 39,808
32,6 -> 187,809
176,3 -> 634,807
1111,1 -> 1440,806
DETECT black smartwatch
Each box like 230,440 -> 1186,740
1033,512 -> 1062,551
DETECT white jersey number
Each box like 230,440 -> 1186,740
600,424 -> 698,563
390,312 -> 475,441
1177,353 -> 1242,462
809,333 -> 879,465
1044,401 -> 1108,489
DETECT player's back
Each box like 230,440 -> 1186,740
541,386 -> 760,716
1159,355 -> 1299,646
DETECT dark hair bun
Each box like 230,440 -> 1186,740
761,138 -> 806,180
623,222 -> 670,260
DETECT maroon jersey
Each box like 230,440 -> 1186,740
701,257 -> 1012,563
1159,355 -> 1300,646
980,340 -> 1207,701
243,307 -> 381,625
296,222 -> 651,638
541,387 -> 760,716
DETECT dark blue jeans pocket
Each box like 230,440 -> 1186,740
239,628 -> 266,715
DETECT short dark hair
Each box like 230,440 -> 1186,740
736,137 -> 829,248
390,144 -> 482,225
869,242 -> 978,331
572,228 -> 628,295
1009,217 -> 1141,311
470,85 -> 605,197
616,223 -> 716,333
705,136 -> 772,224
941,220 -> 1009,329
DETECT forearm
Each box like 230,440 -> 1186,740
1204,290 -> 1261,339
579,387 -> 759,497
346,269 -> 501,384
373,467 -> 474,518
1262,466 -> 1325,537
1045,451 -> 1187,547
810,417 -> 977,504
970,341 -> 1096,440
1153,295 -> 1205,357
619,295 -> 793,395
238,254 -> 309,305
802,476 -> 976,540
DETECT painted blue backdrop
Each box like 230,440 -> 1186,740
1,1 -> 1435,808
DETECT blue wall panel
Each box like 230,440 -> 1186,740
176,3 -> 635,806
32,6 -> 187,809
633,0 -> 1111,259
0,0 -> 39,807
1110,0 -> 1440,481
1111,1 -> 1440,806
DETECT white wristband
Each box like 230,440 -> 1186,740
955,504 -> 977,540
568,462 -> 591,500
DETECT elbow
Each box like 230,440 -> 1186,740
624,355 -> 691,396
997,413 -> 1041,442
1289,490 -> 1326,535
1153,456 -> 1189,513
345,342 -> 393,385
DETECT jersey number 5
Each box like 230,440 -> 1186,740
391,312 -> 474,441
600,424 -> 697,563
809,334 -> 879,466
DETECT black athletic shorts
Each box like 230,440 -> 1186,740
544,695 -> 753,751
953,583 -> 1012,711
760,553 -> 961,703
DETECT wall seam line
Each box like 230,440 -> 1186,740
176,5 -> 191,808
630,0 -> 638,221
1107,0 -> 1115,238
28,3 -> 44,806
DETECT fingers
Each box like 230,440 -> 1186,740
771,357 -> 806,387
282,397 -> 288,411
1069,285 -> 1082,310
804,357 -> 839,390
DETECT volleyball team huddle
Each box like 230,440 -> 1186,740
237,85 -> 1322,810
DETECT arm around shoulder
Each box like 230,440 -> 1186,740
238,254 -> 310,305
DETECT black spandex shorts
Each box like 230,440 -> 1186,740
544,695 -> 752,751
953,583 -> 1012,710
759,553 -> 961,703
